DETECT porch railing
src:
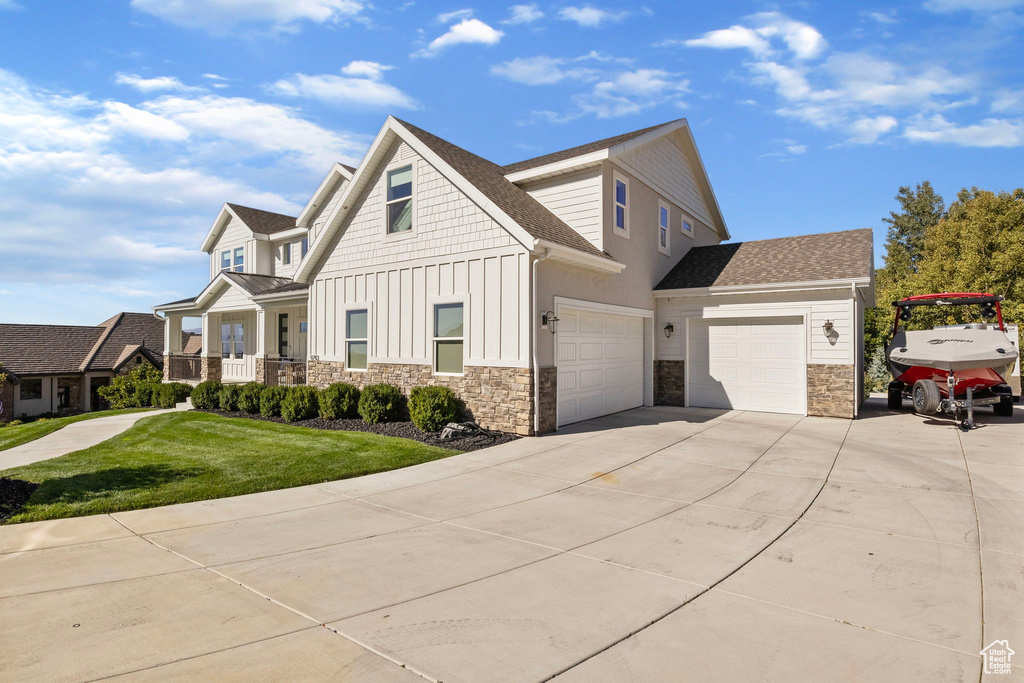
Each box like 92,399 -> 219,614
266,359 -> 307,387
168,354 -> 202,381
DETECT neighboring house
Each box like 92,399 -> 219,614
0,312 -> 166,421
156,117 -> 874,435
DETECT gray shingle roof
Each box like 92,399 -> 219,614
85,313 -> 166,371
501,120 -> 679,174
655,229 -> 873,290
225,203 -> 297,235
395,118 -> 609,259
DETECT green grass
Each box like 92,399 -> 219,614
0,409 -> 156,452
1,411 -> 457,524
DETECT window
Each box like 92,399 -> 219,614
221,322 -> 244,359
19,378 -> 42,400
345,309 -> 368,370
299,321 -> 308,334
613,173 -> 629,236
681,215 -> 694,238
433,303 -> 464,374
658,200 -> 671,256
300,237 -> 309,258
278,314 -> 289,357
233,247 -> 244,272
386,165 -> 413,234
282,243 -> 291,265
220,250 -> 231,270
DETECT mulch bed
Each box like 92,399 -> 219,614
197,410 -> 520,452
0,478 -> 39,522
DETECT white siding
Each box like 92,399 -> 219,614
524,168 -> 602,250
656,289 -> 857,365
208,215 -> 255,280
273,234 -> 308,280
310,179 -> 348,241
207,283 -> 254,312
617,136 -> 712,227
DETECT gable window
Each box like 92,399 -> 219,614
345,309 -> 368,370
681,215 -> 694,238
433,303 -> 464,375
613,172 -> 629,237
233,247 -> 244,272
221,322 -> 244,359
282,243 -> 291,265
278,314 -> 289,357
301,237 -> 309,258
386,165 -> 413,234
220,250 -> 231,270
19,378 -> 42,401
658,200 -> 671,256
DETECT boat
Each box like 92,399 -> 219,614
886,292 -> 1018,427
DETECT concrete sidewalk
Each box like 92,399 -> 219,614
0,400 -> 1020,681
0,403 -> 190,469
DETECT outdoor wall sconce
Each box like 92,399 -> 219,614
822,319 -> 839,346
542,311 -> 559,333
664,322 -> 674,338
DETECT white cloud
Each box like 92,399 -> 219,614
578,69 -> 690,118
268,61 -> 415,110
490,56 -> 597,85
786,143 -> 807,154
504,4 -> 543,24
0,0 -> 23,9
923,0 -> 1023,12
130,0 -> 365,31
101,102 -> 191,141
437,8 -> 474,23
114,73 -> 200,93
340,60 -> 392,80
203,73 -> 228,81
992,88 -> 1024,113
846,115 -> 899,143
415,18 -> 503,57
558,6 -> 627,27
685,12 -> 825,61
685,26 -> 772,57
904,114 -> 1024,146
863,9 -> 898,23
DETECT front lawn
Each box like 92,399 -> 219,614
0,411 -> 457,524
0,409 -> 156,453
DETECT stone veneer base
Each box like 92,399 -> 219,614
537,367 -> 557,435
307,360 -> 535,436
654,360 -> 686,407
807,363 -> 856,418
1,379 -> 14,422
201,356 -> 222,383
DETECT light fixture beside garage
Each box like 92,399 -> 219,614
822,319 -> 839,346
663,322 -> 674,338
542,311 -> 559,333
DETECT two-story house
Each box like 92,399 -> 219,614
157,118 -> 873,435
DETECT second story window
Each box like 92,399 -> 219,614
613,173 -> 629,237
220,250 -> 231,270
282,242 -> 291,265
301,236 -> 309,257
233,247 -> 244,272
658,200 -> 670,256
682,215 -> 694,238
387,165 -> 413,234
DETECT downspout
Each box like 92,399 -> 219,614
532,249 -> 551,436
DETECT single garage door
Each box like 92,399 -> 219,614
688,317 -> 806,415
557,309 -> 645,427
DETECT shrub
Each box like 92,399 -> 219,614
97,365 -> 164,409
153,382 -> 193,409
282,385 -> 319,422
319,382 -> 360,420
191,380 -> 222,410
135,382 -> 159,407
218,384 -> 242,412
358,383 -> 404,425
7,419 -> 23,427
238,382 -> 264,414
259,385 -> 290,418
409,385 -> 458,432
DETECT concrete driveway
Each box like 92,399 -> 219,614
1,400 -> 1021,682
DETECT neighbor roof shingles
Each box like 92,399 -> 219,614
226,204 -> 297,235
0,324 -> 104,375
655,229 -> 873,290
84,312 -> 166,371
395,118 -> 608,259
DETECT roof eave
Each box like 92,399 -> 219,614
536,240 -> 624,274
297,162 -> 354,228
653,276 -> 873,298
504,151 -> 608,184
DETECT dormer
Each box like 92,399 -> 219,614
200,203 -> 300,280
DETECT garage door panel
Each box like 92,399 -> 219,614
557,309 -> 645,427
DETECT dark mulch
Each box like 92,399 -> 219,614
197,410 -> 520,452
0,478 -> 39,522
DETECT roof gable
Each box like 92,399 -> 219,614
200,203 -> 298,252
296,162 -> 355,228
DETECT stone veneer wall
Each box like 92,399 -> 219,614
537,367 -> 557,435
807,363 -> 856,418
201,356 -> 222,383
162,354 -> 171,382
655,360 -> 686,407
57,377 -> 82,414
307,360 -> 534,435
0,378 -> 14,423
254,357 -> 266,384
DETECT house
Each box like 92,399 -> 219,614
156,117 -> 874,435
0,312 -> 166,421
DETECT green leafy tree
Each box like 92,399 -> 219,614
97,365 -> 164,409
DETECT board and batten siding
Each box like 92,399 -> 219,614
616,135 -> 712,227
309,140 -> 530,368
656,289 -> 858,366
523,168 -> 603,250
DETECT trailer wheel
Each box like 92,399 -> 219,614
994,397 -> 1014,417
887,385 -> 903,410
912,379 -> 941,415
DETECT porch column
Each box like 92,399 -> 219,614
254,308 -> 269,384
200,313 -> 222,382
163,315 -> 182,382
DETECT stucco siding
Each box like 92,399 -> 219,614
523,168 -> 602,250
616,135 -> 712,227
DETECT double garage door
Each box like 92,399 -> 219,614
557,309 -> 645,427
688,317 -> 806,415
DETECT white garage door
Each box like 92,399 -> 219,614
557,309 -> 645,427
688,317 -> 806,415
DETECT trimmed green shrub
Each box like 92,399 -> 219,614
218,384 -> 242,412
97,365 -> 164,408
259,385 -> 290,418
358,383 -> 403,424
319,382 -> 360,420
238,382 -> 264,414
409,385 -> 458,432
152,382 -> 193,409
282,385 -> 319,422
191,380 -> 222,410
135,382 -> 159,407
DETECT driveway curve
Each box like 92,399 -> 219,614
0,400 -> 1020,682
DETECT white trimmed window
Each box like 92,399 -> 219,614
681,214 -> 694,238
221,322 -> 244,359
220,250 -> 231,270
233,247 -> 244,272
19,378 -> 42,400
345,309 -> 368,370
613,172 -> 629,237
386,165 -> 413,234
281,242 -> 291,265
300,237 -> 309,257
658,200 -> 671,256
433,303 -> 464,375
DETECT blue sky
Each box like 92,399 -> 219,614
1,0 -> 1022,325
